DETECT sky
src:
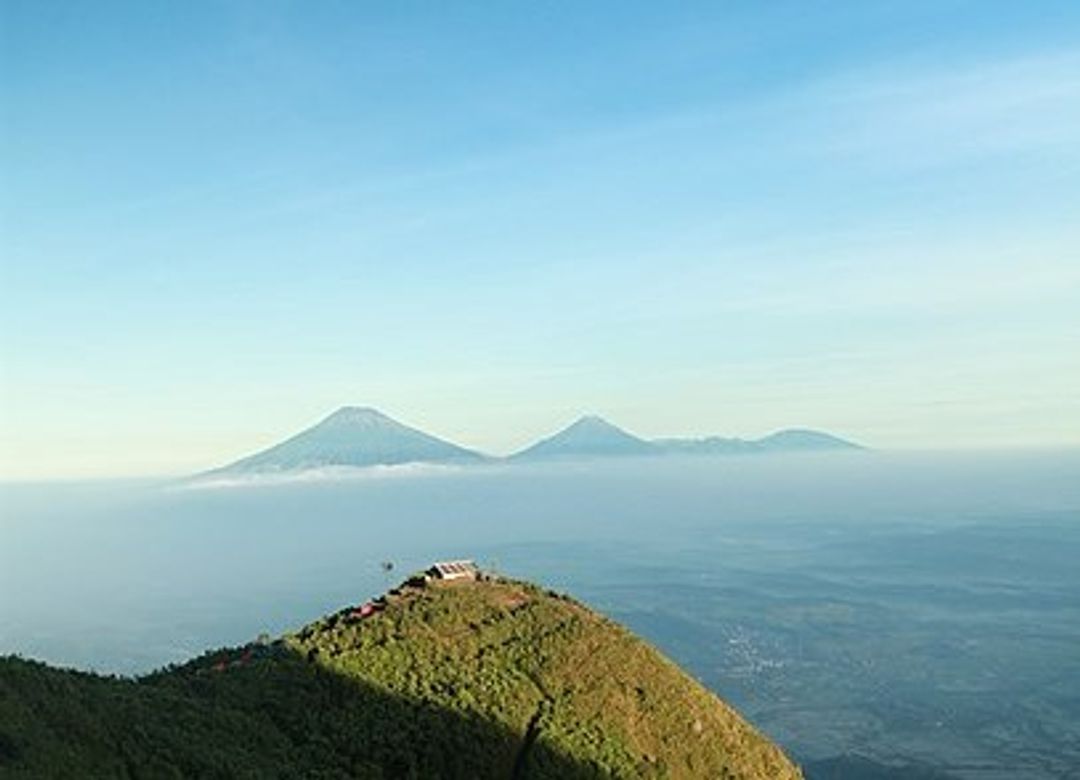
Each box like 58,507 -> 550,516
2,1 -> 1079,479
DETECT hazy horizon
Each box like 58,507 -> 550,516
5,401 -> 1080,483
4,450 -> 1079,776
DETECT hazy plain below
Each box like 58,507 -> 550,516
3,450 -> 1079,779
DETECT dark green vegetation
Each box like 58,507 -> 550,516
0,577 -> 801,779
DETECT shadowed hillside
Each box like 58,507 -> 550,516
0,575 -> 802,779
0,651 -> 609,778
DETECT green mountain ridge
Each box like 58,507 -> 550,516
0,574 -> 802,779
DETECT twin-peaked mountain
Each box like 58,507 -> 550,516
205,406 -> 862,477
511,417 -> 860,460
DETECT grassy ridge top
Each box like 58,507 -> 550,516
0,576 -> 801,779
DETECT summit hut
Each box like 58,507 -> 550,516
427,560 -> 479,582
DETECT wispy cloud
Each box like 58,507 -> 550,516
179,462 -> 468,491
795,50 -> 1080,166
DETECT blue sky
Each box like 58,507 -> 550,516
2,1 -> 1079,478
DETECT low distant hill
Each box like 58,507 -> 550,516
755,429 -> 863,452
205,406 -> 484,475
0,574 -> 803,779
657,428 -> 863,455
511,415 -> 658,460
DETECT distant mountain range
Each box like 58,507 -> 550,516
204,406 -> 863,476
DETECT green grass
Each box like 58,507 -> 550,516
0,576 -> 802,779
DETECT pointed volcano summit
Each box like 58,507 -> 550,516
512,415 -> 657,460
209,407 -> 484,474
